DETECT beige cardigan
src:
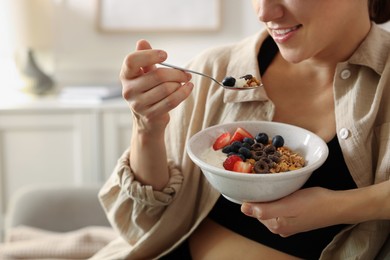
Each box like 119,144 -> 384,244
93,24 -> 390,260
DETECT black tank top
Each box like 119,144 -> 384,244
208,37 -> 357,259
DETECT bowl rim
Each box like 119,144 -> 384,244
186,121 -> 329,180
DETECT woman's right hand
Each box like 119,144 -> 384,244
120,40 -> 193,189
120,39 -> 193,135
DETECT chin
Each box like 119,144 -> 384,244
280,49 -> 308,64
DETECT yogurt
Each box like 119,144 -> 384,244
201,147 -> 226,169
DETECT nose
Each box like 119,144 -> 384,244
254,0 -> 283,22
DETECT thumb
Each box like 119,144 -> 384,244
136,39 -> 153,51
135,39 -> 167,73
241,202 -> 281,220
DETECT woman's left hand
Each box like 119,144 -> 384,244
241,179 -> 390,237
241,187 -> 341,237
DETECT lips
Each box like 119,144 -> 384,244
270,25 -> 301,36
268,25 -> 302,43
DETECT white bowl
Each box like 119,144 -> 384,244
186,121 -> 329,204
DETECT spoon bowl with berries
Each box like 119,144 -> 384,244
186,121 -> 329,204
160,62 -> 263,90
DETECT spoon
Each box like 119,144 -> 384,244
159,62 -> 263,90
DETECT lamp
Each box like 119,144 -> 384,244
9,0 -> 55,95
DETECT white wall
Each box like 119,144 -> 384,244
53,0 -> 262,86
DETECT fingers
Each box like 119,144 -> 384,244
141,81 -> 194,120
133,76 -> 185,108
241,202 -> 267,219
120,39 -> 167,80
241,201 -> 288,220
136,39 -> 152,51
122,67 -> 192,100
258,217 -> 290,236
135,39 -> 164,74
123,64 -> 193,121
241,202 -> 293,237
120,39 -> 194,125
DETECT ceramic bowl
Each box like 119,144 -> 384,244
186,121 -> 329,204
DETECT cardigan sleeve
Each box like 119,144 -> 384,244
97,148 -> 184,244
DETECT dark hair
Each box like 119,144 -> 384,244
369,0 -> 390,23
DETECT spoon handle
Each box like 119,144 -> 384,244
160,62 -> 222,86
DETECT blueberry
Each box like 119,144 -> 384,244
242,142 -> 252,150
243,137 -> 255,145
272,135 -> 284,148
230,141 -> 243,152
255,133 -> 269,144
238,147 -> 252,159
222,76 -> 236,87
222,145 -> 232,154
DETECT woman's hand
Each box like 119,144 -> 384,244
120,39 -> 194,134
241,187 -> 338,237
121,39 -> 194,190
241,180 -> 390,237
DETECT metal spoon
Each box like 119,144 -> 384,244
159,62 -> 262,90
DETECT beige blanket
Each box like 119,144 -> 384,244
0,225 -> 117,260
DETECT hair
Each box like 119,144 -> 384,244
369,0 -> 390,23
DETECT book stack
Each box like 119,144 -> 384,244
59,85 -> 122,103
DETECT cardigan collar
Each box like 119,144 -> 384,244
348,23 -> 390,76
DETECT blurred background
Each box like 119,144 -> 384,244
0,0 -> 262,90
0,0 -> 389,242
0,0 -> 264,242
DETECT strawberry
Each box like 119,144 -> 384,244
233,161 -> 253,173
223,155 -> 243,171
230,127 -> 254,144
212,132 -> 231,150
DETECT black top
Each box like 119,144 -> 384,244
208,37 -> 357,259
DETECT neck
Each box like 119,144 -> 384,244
314,21 -> 372,67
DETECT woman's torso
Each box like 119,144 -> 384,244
165,36 -> 357,260
158,25 -> 389,260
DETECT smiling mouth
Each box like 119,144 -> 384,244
270,25 -> 302,36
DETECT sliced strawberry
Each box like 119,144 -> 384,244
223,155 -> 243,171
229,127 -> 254,144
212,132 -> 231,150
233,161 -> 253,173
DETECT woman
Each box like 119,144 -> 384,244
93,0 -> 390,259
